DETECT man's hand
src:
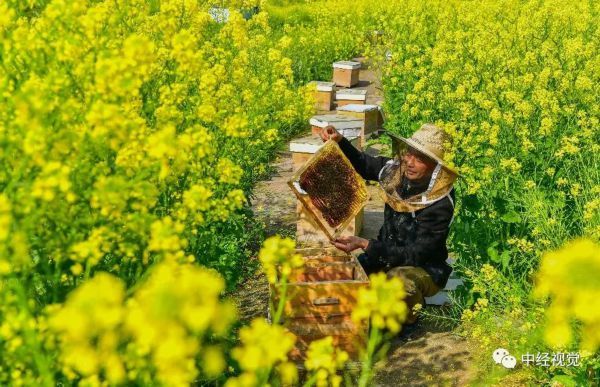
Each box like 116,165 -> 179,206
331,236 -> 369,253
319,125 -> 343,143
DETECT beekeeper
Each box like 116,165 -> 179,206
319,123 -> 458,324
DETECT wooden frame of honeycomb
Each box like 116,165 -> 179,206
288,140 -> 369,241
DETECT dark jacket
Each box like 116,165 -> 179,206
338,137 -> 454,289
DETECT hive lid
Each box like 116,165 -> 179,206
289,134 -> 360,154
337,104 -> 380,113
338,104 -> 386,125
309,115 -> 363,138
289,135 -> 324,154
288,140 -> 369,240
309,81 -> 335,92
332,61 -> 361,70
336,89 -> 367,101
208,7 -> 230,23
309,114 -> 362,128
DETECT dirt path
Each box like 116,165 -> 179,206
236,58 -> 474,386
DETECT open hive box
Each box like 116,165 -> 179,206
279,141 -> 371,361
270,247 -> 370,361
288,140 -> 369,241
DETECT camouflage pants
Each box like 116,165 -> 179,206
385,266 -> 440,324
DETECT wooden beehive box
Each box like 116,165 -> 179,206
309,81 -> 336,111
270,247 -> 370,361
309,114 -> 363,138
333,61 -> 361,88
336,89 -> 367,107
337,104 -> 385,136
289,136 -> 365,247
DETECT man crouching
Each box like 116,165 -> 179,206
319,123 -> 458,325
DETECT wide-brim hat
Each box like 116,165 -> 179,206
387,123 -> 459,176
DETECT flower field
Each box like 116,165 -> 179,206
0,0 -> 598,386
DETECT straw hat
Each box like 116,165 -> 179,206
388,123 -> 459,176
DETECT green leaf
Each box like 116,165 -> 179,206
501,251 -> 511,270
501,210 -> 521,223
487,245 -> 500,263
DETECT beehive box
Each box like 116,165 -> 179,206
332,61 -> 361,88
271,247 -> 370,361
336,89 -> 367,107
309,114 -> 363,138
309,81 -> 336,111
288,137 -> 367,246
337,104 -> 385,136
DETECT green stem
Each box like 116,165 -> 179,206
272,274 -> 288,325
302,372 -> 318,387
259,274 -> 290,385
358,326 -> 381,387
13,279 -> 54,386
83,259 -> 92,281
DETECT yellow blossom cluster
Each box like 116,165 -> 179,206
0,0 -> 315,289
258,235 -> 304,284
304,336 -> 349,387
48,262 -> 236,386
226,319 -> 298,387
378,0 -> 599,297
352,273 -> 407,333
0,0 -> 423,384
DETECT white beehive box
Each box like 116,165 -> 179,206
309,114 -> 363,138
337,104 -> 385,135
336,89 -> 367,107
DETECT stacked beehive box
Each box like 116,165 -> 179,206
290,59 -> 388,246
281,139 -> 371,361
277,60 -> 392,362
271,247 -> 369,361
337,104 -> 384,136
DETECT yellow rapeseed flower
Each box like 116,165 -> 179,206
305,336 -> 348,387
352,273 -> 407,333
534,239 -> 600,351
258,236 -> 303,284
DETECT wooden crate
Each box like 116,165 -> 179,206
289,135 -> 364,247
309,81 -> 336,111
271,248 -> 370,361
336,89 -> 367,107
332,61 -> 361,88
